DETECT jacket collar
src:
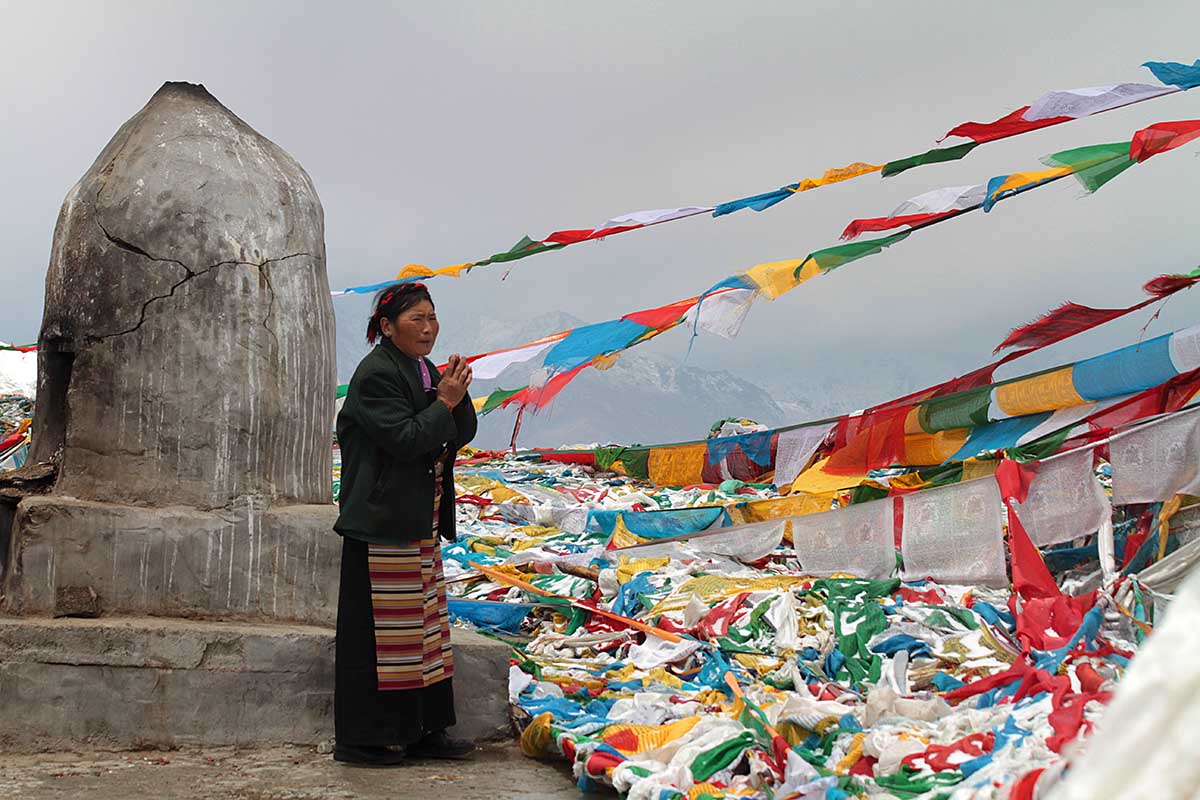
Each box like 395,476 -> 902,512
379,339 -> 440,402
379,339 -> 425,401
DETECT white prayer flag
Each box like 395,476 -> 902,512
791,498 -> 895,579
1110,406 -> 1200,505
901,479 -> 1007,586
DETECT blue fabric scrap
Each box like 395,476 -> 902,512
1143,59 -> 1200,90
869,634 -> 933,659
712,186 -> 798,217
1071,333 -> 1177,401
611,572 -> 656,617
971,600 -> 1016,633
447,599 -> 532,633
931,672 -> 966,692
706,430 -> 774,467
543,318 -> 650,371
949,413 -> 1052,461
587,506 -> 728,539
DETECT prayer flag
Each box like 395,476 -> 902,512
941,106 -> 1072,144
881,142 -> 978,177
1143,58 -> 1200,90
1129,119 -> 1200,162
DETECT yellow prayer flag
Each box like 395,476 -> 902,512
793,162 -> 883,193
592,353 -> 620,371
602,716 -> 700,755
790,457 -> 867,494
961,457 -> 999,481
903,429 -> 970,465
616,555 -> 670,584
730,492 -> 837,523
887,472 -> 930,492
609,517 -> 644,549
994,367 -> 1084,417
990,166 -> 1072,196
396,262 -> 473,280
647,444 -> 707,487
743,260 -> 806,299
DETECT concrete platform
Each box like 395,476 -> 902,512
0,617 -> 512,750
0,741 -> 581,800
2,496 -> 341,625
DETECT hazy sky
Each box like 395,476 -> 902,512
3,2 -> 1200,434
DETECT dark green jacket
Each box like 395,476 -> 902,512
334,340 -> 478,544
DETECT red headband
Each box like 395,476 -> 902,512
380,282 -> 427,306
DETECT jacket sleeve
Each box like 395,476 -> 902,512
452,390 -> 479,448
353,368 -> 458,461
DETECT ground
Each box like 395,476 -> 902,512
0,741 -> 587,800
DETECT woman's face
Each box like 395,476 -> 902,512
382,299 -> 439,358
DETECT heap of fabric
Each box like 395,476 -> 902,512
434,394 -> 1200,798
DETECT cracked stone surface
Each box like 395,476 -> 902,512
31,81 -> 335,508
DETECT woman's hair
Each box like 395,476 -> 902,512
365,282 -> 435,344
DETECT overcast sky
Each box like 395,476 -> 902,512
3,2 -> 1199,432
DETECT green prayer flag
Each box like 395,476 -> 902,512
477,235 -> 566,266
594,446 -> 650,478
881,142 -> 979,178
794,230 -> 911,278
480,387 -> 523,415
690,732 -> 756,782
1042,140 -> 1136,193
1008,423 -> 1074,462
1073,155 -> 1136,193
1042,141 -> 1131,170
594,446 -> 624,471
736,696 -> 776,749
849,484 -> 889,504
915,462 -> 966,487
617,447 -> 651,480
918,386 -> 992,433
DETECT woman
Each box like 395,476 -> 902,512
333,282 -> 477,765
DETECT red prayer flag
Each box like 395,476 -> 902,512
1129,119 -> 1200,162
503,364 -> 589,412
839,211 -> 953,241
1013,592 -> 1097,651
537,451 -> 598,466
940,106 -> 1072,144
1046,691 -> 1110,753
542,225 -> 640,245
825,403 -> 913,474
995,272 -> 1199,354
994,302 -> 1135,354
996,459 -> 1061,601
1009,767 -> 1047,800
1144,270 -> 1200,297
623,297 -> 701,330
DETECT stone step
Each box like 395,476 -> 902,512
0,616 -> 511,750
2,497 -> 341,626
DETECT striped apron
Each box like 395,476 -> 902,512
366,459 -> 454,691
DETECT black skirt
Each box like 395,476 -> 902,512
334,536 -> 456,747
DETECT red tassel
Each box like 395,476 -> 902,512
1143,271 -> 1200,298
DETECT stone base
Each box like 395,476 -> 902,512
0,617 -> 512,750
2,496 -> 340,626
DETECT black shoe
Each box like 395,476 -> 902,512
407,730 -> 474,760
333,744 -> 407,766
